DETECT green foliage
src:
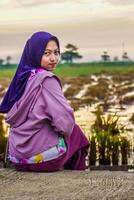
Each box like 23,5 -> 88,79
92,106 -> 125,136
111,136 -> 120,165
89,135 -> 97,165
0,67 -> 16,80
61,44 -> 82,63
101,51 -> 110,62
55,63 -> 134,77
97,131 -> 111,165
90,106 -> 131,166
6,56 -> 12,65
0,114 -> 7,156
120,136 -> 131,165
0,59 -> 4,66
1,62 -> 134,80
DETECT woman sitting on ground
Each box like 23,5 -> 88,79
0,31 -> 90,172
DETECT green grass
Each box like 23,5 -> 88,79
55,62 -> 134,76
55,66 -> 134,76
0,67 -> 16,80
1,62 -> 134,80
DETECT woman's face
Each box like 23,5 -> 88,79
41,40 -> 60,71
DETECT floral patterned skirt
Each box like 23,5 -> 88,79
8,136 -> 67,164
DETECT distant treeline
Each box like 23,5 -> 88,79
0,43 -> 133,67
0,64 -> 17,69
57,61 -> 134,68
1,61 -> 134,70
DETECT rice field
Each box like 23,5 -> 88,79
1,62 -> 134,81
1,62 -> 134,166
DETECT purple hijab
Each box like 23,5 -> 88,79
0,31 -> 60,113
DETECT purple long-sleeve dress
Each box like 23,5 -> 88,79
6,70 -> 90,171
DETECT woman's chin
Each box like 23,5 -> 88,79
49,67 -> 56,71
41,66 -> 56,71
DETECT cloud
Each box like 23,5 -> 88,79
0,0 -> 134,62
105,0 -> 134,6
18,0 -> 67,7
0,0 -> 89,9
0,0 -> 63,9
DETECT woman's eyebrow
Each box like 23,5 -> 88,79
45,48 -> 59,51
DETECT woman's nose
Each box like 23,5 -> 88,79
50,54 -> 56,61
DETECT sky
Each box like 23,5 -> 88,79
0,0 -> 134,63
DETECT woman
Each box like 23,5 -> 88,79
0,31 -> 90,172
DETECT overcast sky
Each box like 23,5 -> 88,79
0,0 -> 134,63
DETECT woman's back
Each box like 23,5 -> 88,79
6,70 -> 74,159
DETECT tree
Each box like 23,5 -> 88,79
0,59 -> 4,65
6,56 -> 12,65
122,52 -> 131,62
0,59 -> 4,66
101,51 -> 110,62
113,56 -> 119,62
61,44 -> 82,63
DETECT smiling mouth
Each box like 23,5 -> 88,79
49,63 -> 56,66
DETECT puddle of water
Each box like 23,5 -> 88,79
74,103 -> 100,138
62,84 -> 71,93
124,91 -> 134,97
75,84 -> 90,99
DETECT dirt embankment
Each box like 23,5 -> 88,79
0,168 -> 134,200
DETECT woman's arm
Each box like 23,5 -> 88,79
42,76 -> 75,137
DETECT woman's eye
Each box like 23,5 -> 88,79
44,51 -> 60,56
44,52 -> 50,55
54,51 -> 60,55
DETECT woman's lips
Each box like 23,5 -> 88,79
49,63 -> 56,67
